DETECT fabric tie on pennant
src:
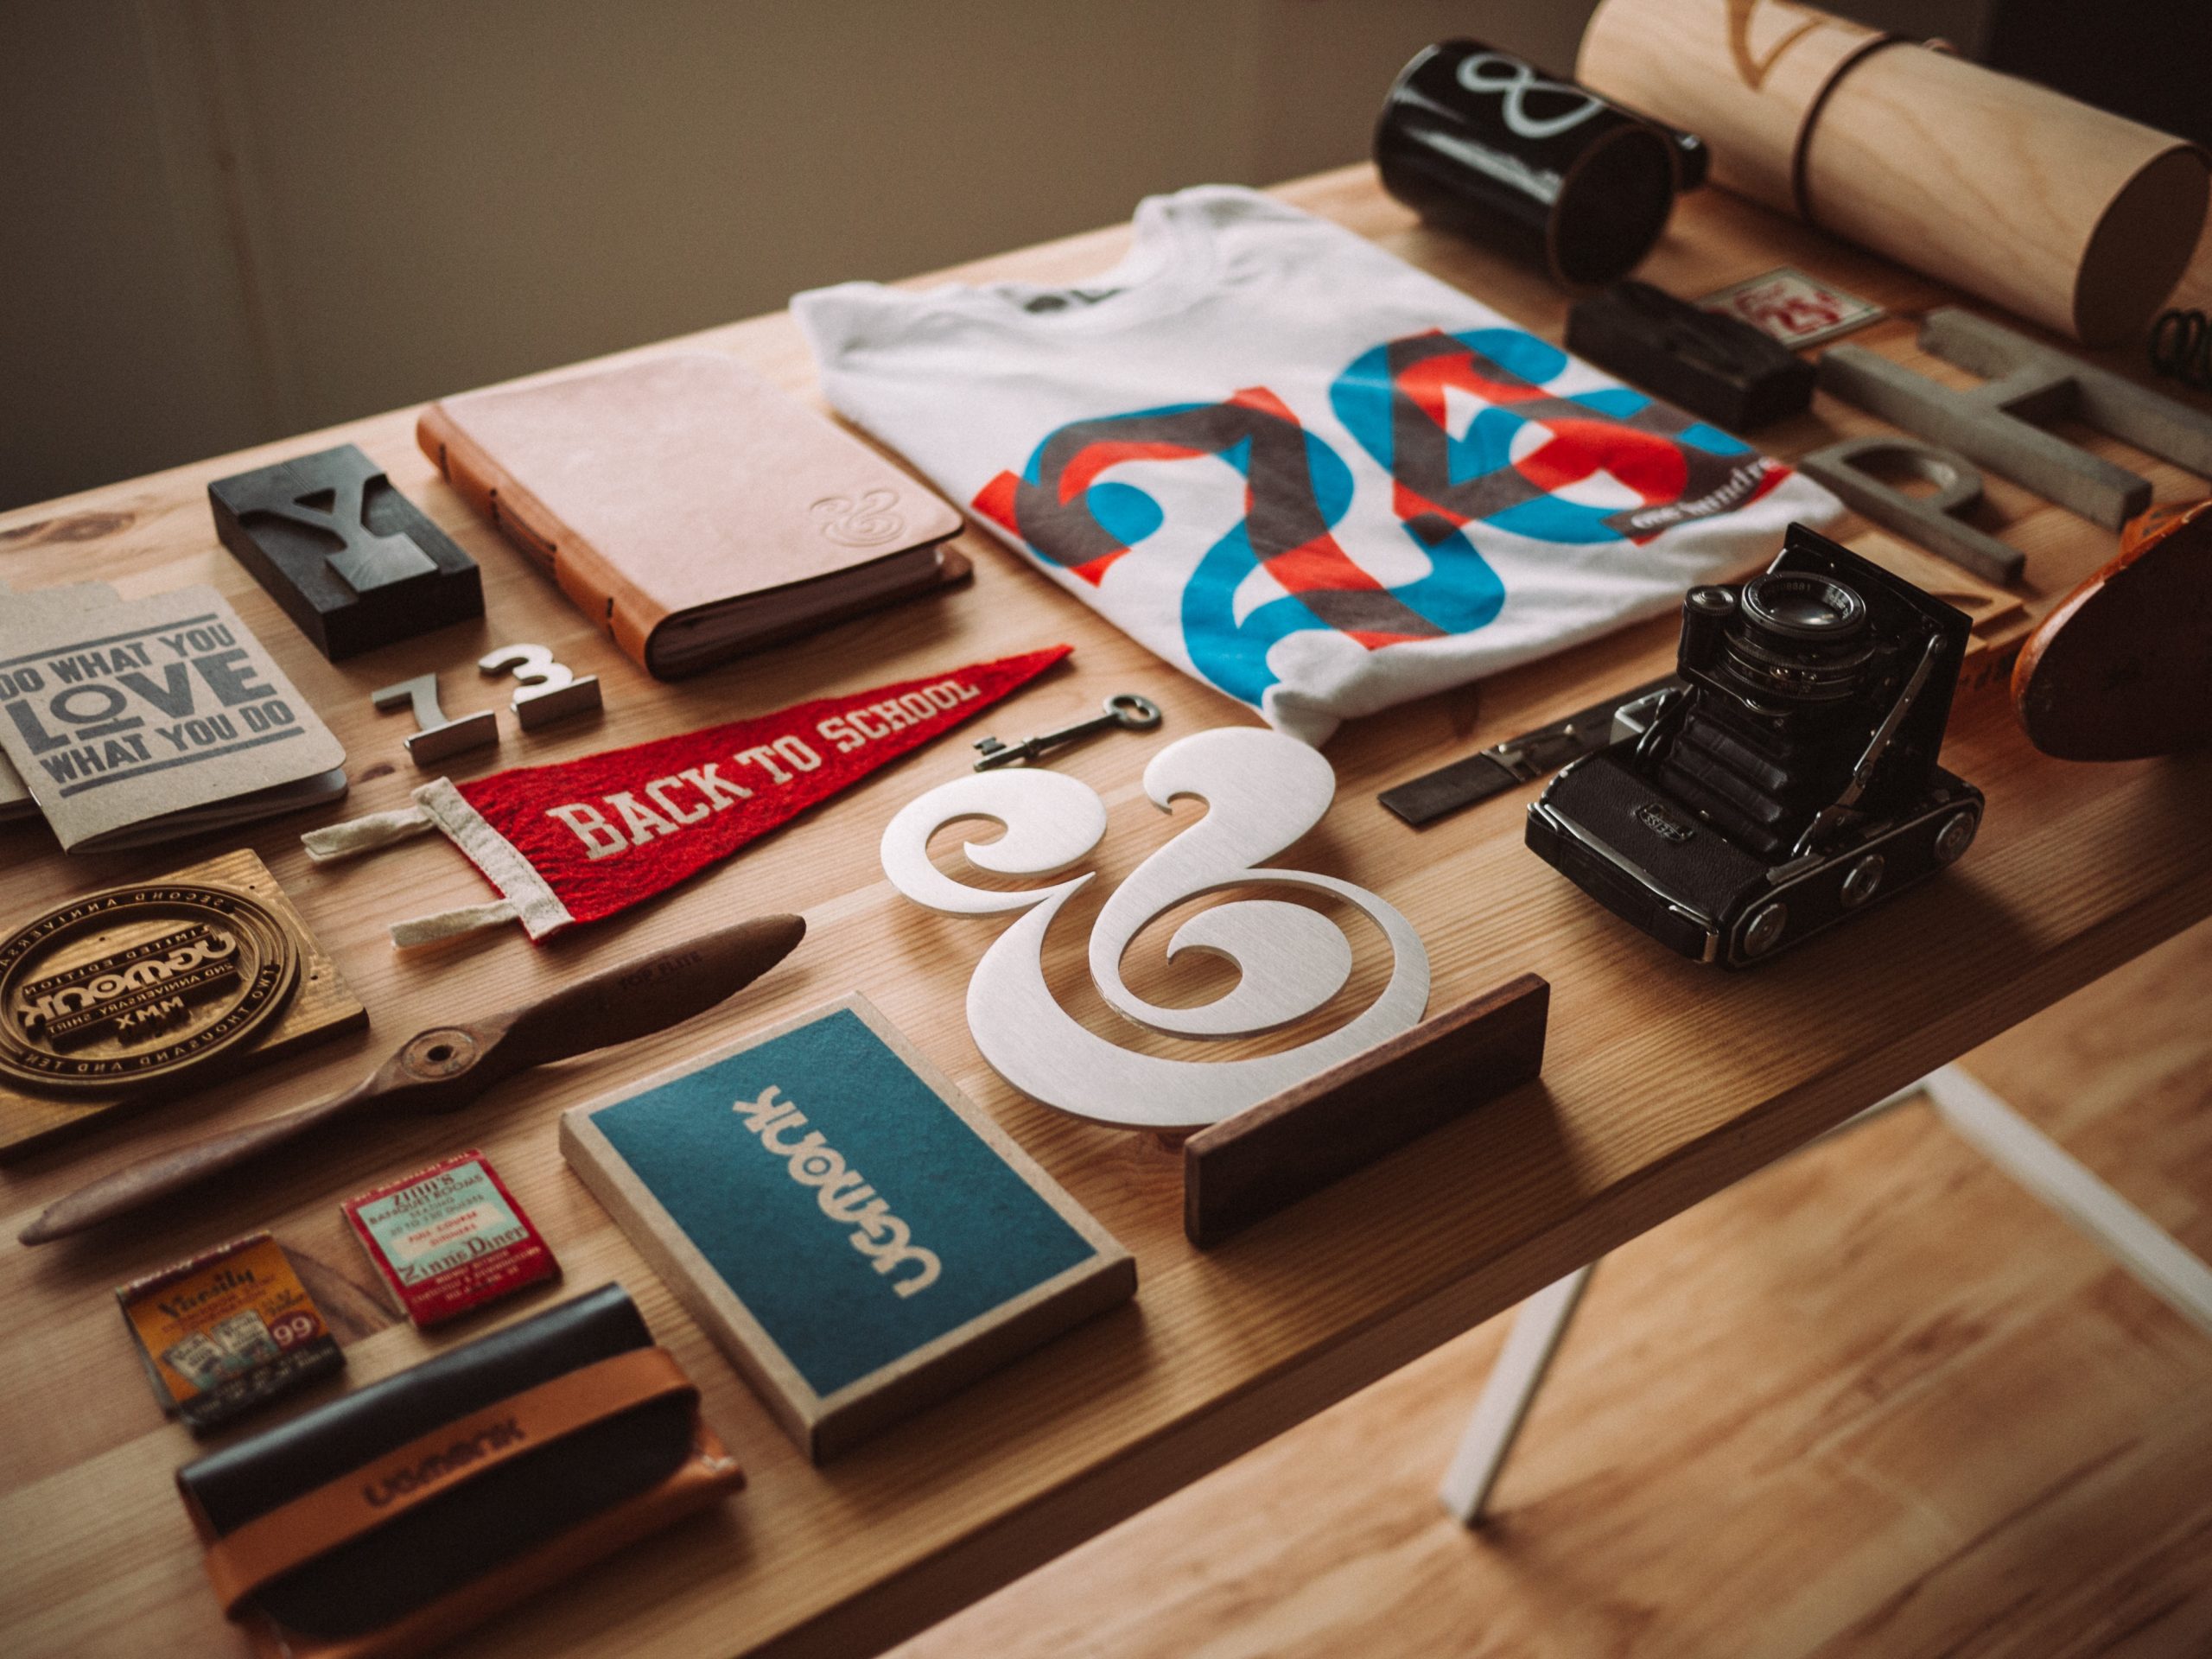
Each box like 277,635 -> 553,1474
305,645 -> 1072,944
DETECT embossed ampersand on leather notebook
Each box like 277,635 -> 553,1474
417,353 -> 967,678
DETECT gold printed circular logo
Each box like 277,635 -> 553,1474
0,882 -> 299,1092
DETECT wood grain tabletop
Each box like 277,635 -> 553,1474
3,165 -> 2209,1659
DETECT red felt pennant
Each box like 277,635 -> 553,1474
306,646 -> 1071,943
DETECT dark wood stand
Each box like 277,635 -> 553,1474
1183,974 -> 1550,1248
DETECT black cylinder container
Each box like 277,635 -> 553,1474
1376,41 -> 1680,288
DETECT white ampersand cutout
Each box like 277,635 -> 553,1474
878,727 -> 1429,1129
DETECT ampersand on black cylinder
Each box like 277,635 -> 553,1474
1375,40 -> 1688,288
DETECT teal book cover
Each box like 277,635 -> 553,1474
561,994 -> 1134,1458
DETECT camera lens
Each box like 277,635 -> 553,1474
1719,572 -> 1875,707
1741,573 -> 1867,639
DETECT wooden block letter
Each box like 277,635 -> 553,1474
208,443 -> 483,660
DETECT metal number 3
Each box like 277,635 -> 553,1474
879,727 -> 1430,1130
479,643 -> 602,731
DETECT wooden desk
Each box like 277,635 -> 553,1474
3,166 -> 2209,1659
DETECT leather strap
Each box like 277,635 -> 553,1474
203,1346 -> 694,1618
1787,33 -> 1907,224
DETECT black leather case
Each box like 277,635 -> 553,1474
176,1282 -> 740,1656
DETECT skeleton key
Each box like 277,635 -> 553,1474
973,693 -> 1162,771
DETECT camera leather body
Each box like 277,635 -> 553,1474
175,1282 -> 743,1659
1529,524 -> 1984,967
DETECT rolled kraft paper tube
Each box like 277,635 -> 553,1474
1578,0 -> 1887,213
1576,0 -> 2210,346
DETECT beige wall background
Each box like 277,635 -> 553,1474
1,0 -> 1983,512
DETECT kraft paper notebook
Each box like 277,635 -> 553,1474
561,995 -> 1135,1460
416,353 -> 968,679
0,580 -> 130,822
0,584 -> 346,852
0,579 -> 47,821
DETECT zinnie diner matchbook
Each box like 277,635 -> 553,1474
561,995 -> 1135,1460
0,583 -> 346,851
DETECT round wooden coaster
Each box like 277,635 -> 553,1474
0,882 -> 299,1092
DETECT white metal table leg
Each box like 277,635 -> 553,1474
1433,1063 -> 2212,1539
1438,1262 -> 1595,1526
1920,1064 -> 2212,1338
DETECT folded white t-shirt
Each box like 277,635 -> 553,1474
795,186 -> 1840,744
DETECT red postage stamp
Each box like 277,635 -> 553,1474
1701,266 -> 1884,348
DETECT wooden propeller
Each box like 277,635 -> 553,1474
21,912 -> 805,1244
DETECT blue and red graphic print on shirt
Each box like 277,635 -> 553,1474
973,325 -> 1789,710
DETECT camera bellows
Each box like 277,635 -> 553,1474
1527,524 -> 1985,968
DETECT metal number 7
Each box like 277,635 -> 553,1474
371,672 -> 499,766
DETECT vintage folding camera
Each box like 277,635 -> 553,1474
1526,524 -> 1984,968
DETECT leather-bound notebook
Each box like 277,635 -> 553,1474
417,353 -> 967,678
